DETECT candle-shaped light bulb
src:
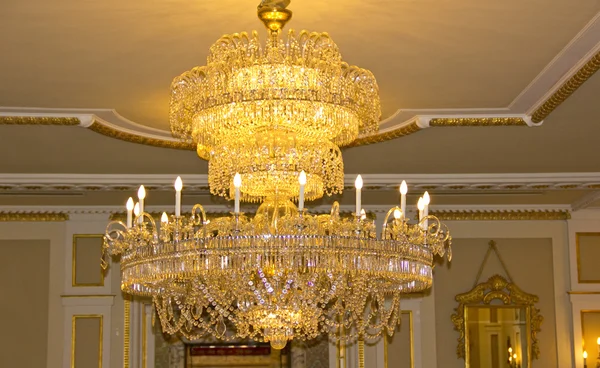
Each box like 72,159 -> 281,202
137,185 -> 146,224
400,180 -> 407,215
233,173 -> 242,214
126,197 -> 134,228
174,176 -> 183,217
508,347 -> 513,353
355,175 -> 363,216
393,208 -> 402,220
513,354 -> 517,359
360,209 -> 366,220
298,171 -> 307,211
137,185 -> 146,199
417,197 -> 424,229
584,350 -> 588,366
423,191 -> 430,230
161,212 -> 168,224
134,202 -> 140,217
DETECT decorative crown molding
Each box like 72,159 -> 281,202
0,211 -> 69,222
0,116 -> 80,125
430,209 -> 571,221
428,117 -> 527,127
531,49 -> 600,123
88,121 -> 195,150
345,121 -> 422,147
1,173 -> 599,193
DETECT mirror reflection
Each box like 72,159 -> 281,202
466,306 -> 528,368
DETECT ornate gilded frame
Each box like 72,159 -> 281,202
451,274 -> 543,365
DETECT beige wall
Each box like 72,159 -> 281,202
0,222 -> 65,368
74,316 -> 103,367
0,240 -> 50,368
387,312 -> 413,368
433,238 -> 557,368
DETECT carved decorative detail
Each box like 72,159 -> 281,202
451,274 -> 543,361
429,117 -> 527,127
431,209 -> 570,221
0,116 -> 80,125
0,212 -> 69,221
532,50 -> 600,123
88,121 -> 196,151
344,121 -> 421,147
109,210 -> 377,222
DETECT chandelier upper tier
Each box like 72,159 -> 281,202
169,0 -> 380,203
104,0 -> 452,351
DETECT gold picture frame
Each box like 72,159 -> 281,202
451,274 -> 543,366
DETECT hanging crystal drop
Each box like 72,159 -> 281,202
215,315 -> 227,337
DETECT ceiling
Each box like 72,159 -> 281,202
1,0 -> 600,210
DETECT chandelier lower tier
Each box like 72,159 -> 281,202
104,185 -> 451,349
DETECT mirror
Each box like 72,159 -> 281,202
466,306 -> 529,368
452,274 -> 542,368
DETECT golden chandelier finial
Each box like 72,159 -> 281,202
257,0 -> 292,32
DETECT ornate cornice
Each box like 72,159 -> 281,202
0,211 -> 69,221
2,173 -> 600,193
0,116 -> 80,125
88,121 -> 195,150
428,117 -> 527,127
532,50 -> 600,123
344,121 -> 421,147
430,209 -> 571,221
109,210 -> 377,222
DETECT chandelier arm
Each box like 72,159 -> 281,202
381,206 -> 402,239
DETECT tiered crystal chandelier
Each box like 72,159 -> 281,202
103,0 -> 452,350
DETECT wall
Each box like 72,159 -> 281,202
433,238 -> 557,368
0,209 -> 595,368
0,222 -> 65,368
0,239 -> 50,368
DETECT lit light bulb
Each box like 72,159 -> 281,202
509,347 -> 513,353
400,180 -> 407,195
161,212 -> 168,224
360,209 -> 366,220
513,354 -> 517,359
299,170 -> 307,185
137,185 -> 146,200
597,336 -> 600,345
393,208 -> 402,219
417,197 -> 424,211
126,197 -> 134,211
234,173 -> 242,188
423,191 -> 430,205
134,202 -> 140,217
583,350 -> 588,359
174,176 -> 183,191
355,175 -> 363,189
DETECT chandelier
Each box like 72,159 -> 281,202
103,0 -> 452,350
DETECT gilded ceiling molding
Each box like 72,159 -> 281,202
531,50 -> 600,123
430,209 -> 571,221
88,121 -> 195,151
0,211 -> 69,221
0,116 -> 80,125
344,121 -> 421,148
428,117 -> 527,127
109,210 -> 377,222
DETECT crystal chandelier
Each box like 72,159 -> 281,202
103,0 -> 452,350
